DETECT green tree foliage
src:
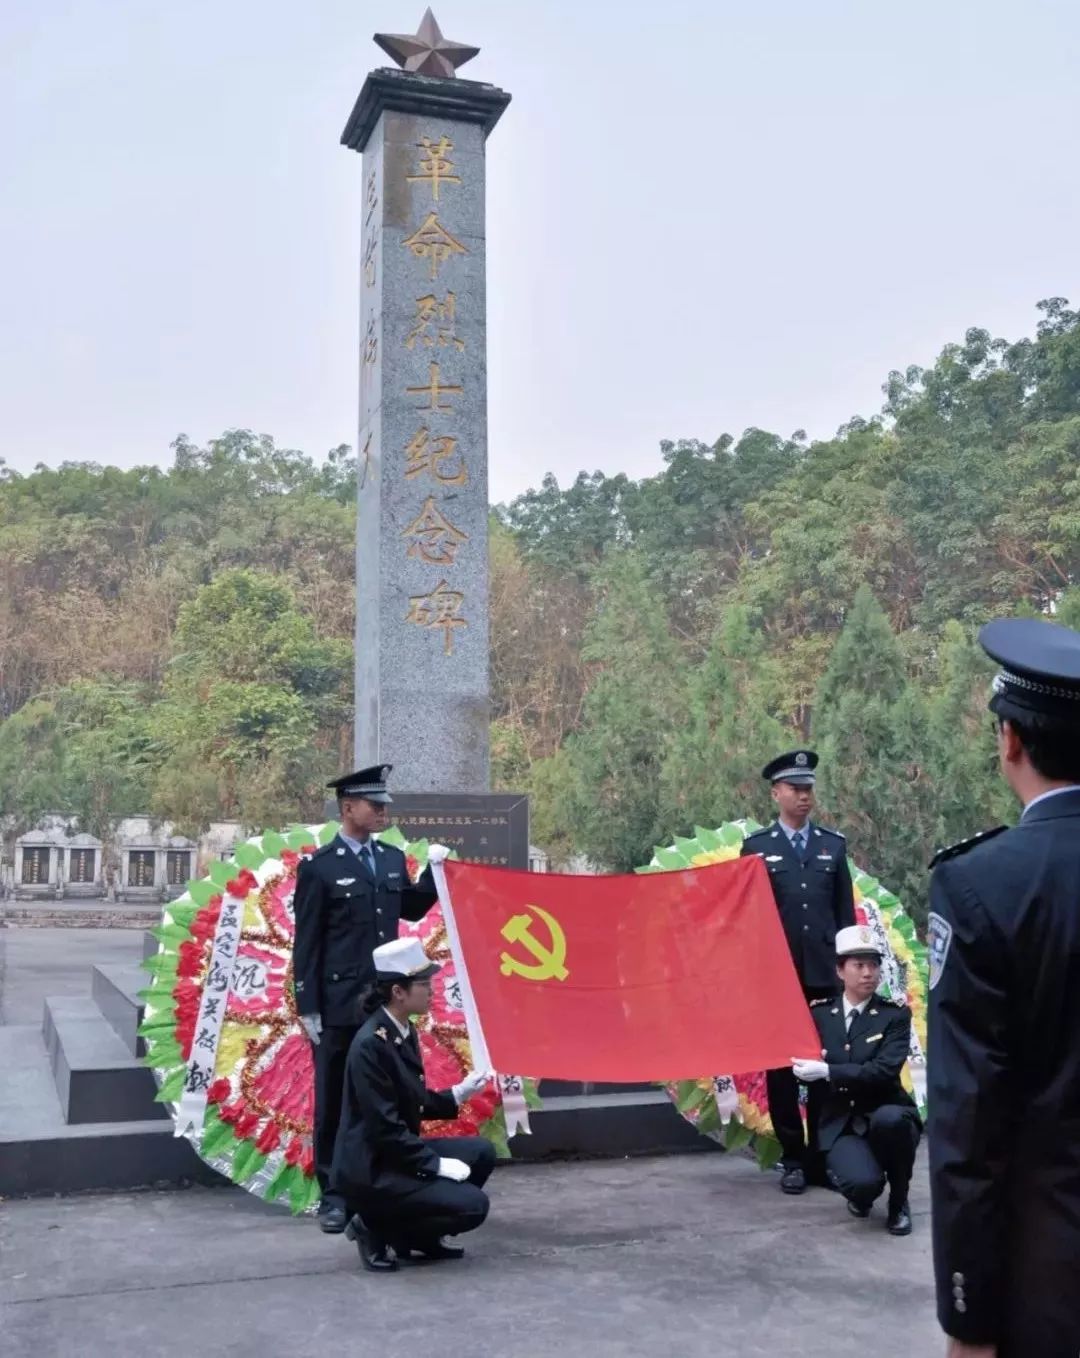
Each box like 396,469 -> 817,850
1,300 -> 1077,913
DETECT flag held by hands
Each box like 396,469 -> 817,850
435,857 -> 818,1083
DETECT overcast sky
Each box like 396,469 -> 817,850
2,1 -> 1078,502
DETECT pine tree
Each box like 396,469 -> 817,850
553,553 -> 688,870
813,585 -> 938,925
659,605 -> 790,832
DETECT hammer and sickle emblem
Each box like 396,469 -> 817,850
499,906 -> 569,982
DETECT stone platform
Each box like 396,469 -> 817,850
0,1153 -> 938,1358
0,928 -> 710,1198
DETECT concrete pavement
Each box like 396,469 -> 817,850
0,1152 -> 940,1358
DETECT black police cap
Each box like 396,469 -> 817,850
327,764 -> 393,804
981,617 -> 1080,723
761,750 -> 818,786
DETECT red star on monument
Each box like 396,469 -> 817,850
373,8 -> 480,79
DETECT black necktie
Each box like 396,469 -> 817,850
793,830 -> 806,860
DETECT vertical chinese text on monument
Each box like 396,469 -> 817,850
402,214 -> 467,280
406,293 -> 465,351
401,497 -> 470,565
404,427 -> 467,486
406,135 -> 461,202
405,579 -> 467,656
407,362 -> 463,414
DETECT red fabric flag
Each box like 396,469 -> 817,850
442,857 -> 819,1082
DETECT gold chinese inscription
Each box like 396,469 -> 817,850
366,168 -> 378,218
406,136 -> 461,202
404,427 -> 467,486
401,497 -> 469,565
363,316 -> 378,367
406,362 -> 462,414
402,213 -> 466,280
406,292 -> 464,351
405,579 -> 467,655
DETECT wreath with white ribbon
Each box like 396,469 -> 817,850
639,820 -> 928,1166
141,823 -> 538,1211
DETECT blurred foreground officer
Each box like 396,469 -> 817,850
332,936 -> 493,1273
293,764 -> 438,1232
928,617 -> 1080,1358
741,750 -> 855,1192
794,926 -> 921,1235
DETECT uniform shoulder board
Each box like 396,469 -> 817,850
742,827 -> 769,842
815,825 -> 846,842
809,997 -> 831,1008
310,840 -> 334,858
928,825 -> 1008,870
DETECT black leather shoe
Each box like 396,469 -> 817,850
318,1204 -> 347,1234
404,1236 -> 465,1261
886,1202 -> 912,1236
846,1199 -> 871,1219
780,1165 -> 806,1195
345,1216 -> 398,1272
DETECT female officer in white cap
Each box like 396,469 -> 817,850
791,925 -> 921,1236
330,936 -> 493,1273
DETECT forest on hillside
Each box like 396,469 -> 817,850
2,297 -> 1079,923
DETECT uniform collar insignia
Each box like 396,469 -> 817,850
336,847 -> 346,855
375,1026 -> 388,1041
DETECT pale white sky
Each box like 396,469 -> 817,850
2,0 -> 1078,502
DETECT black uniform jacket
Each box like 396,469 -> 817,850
332,1007 -> 458,1199
740,822 -> 855,990
928,788 -> 1080,1351
292,835 -> 437,1026
808,994 -> 919,1151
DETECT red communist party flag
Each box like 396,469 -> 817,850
439,857 -> 819,1083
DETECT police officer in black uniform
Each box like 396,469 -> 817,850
293,764 -> 438,1233
741,749 -> 855,1193
794,925 -> 921,1235
928,618 -> 1080,1358
333,937 -> 493,1273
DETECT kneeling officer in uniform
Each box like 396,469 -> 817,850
332,937 -> 493,1273
791,925 -> 922,1235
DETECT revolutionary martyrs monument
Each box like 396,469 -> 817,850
343,9 -> 511,803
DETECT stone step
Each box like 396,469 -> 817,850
91,963 -> 148,1057
511,1090 -> 718,1160
42,995 -> 165,1126
0,1119 -> 223,1197
2,900 -> 163,929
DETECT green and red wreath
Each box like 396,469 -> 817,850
141,823 -> 536,1212
639,820 -> 928,1167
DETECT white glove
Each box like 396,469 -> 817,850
427,843 -> 450,865
452,1070 -> 490,1105
791,1058 -> 829,1083
300,1014 -> 323,1046
436,1157 -> 470,1182
712,1075 -> 742,1126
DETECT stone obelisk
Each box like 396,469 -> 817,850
342,10 -> 510,794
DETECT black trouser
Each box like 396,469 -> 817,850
353,1136 -> 496,1247
825,1105 -> 921,1209
767,984 -> 836,1168
314,1024 -> 358,1201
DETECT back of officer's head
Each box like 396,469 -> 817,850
999,712 -> 1080,783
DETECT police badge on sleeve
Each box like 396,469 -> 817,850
927,911 -> 953,991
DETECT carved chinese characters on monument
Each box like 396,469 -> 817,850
405,579 -> 467,655
399,131 -> 471,656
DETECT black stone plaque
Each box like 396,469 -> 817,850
389,792 -> 529,869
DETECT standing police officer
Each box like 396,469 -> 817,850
928,618 -> 1080,1358
741,749 -> 855,1193
293,764 -> 438,1233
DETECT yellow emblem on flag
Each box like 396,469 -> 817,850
499,905 -> 569,982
